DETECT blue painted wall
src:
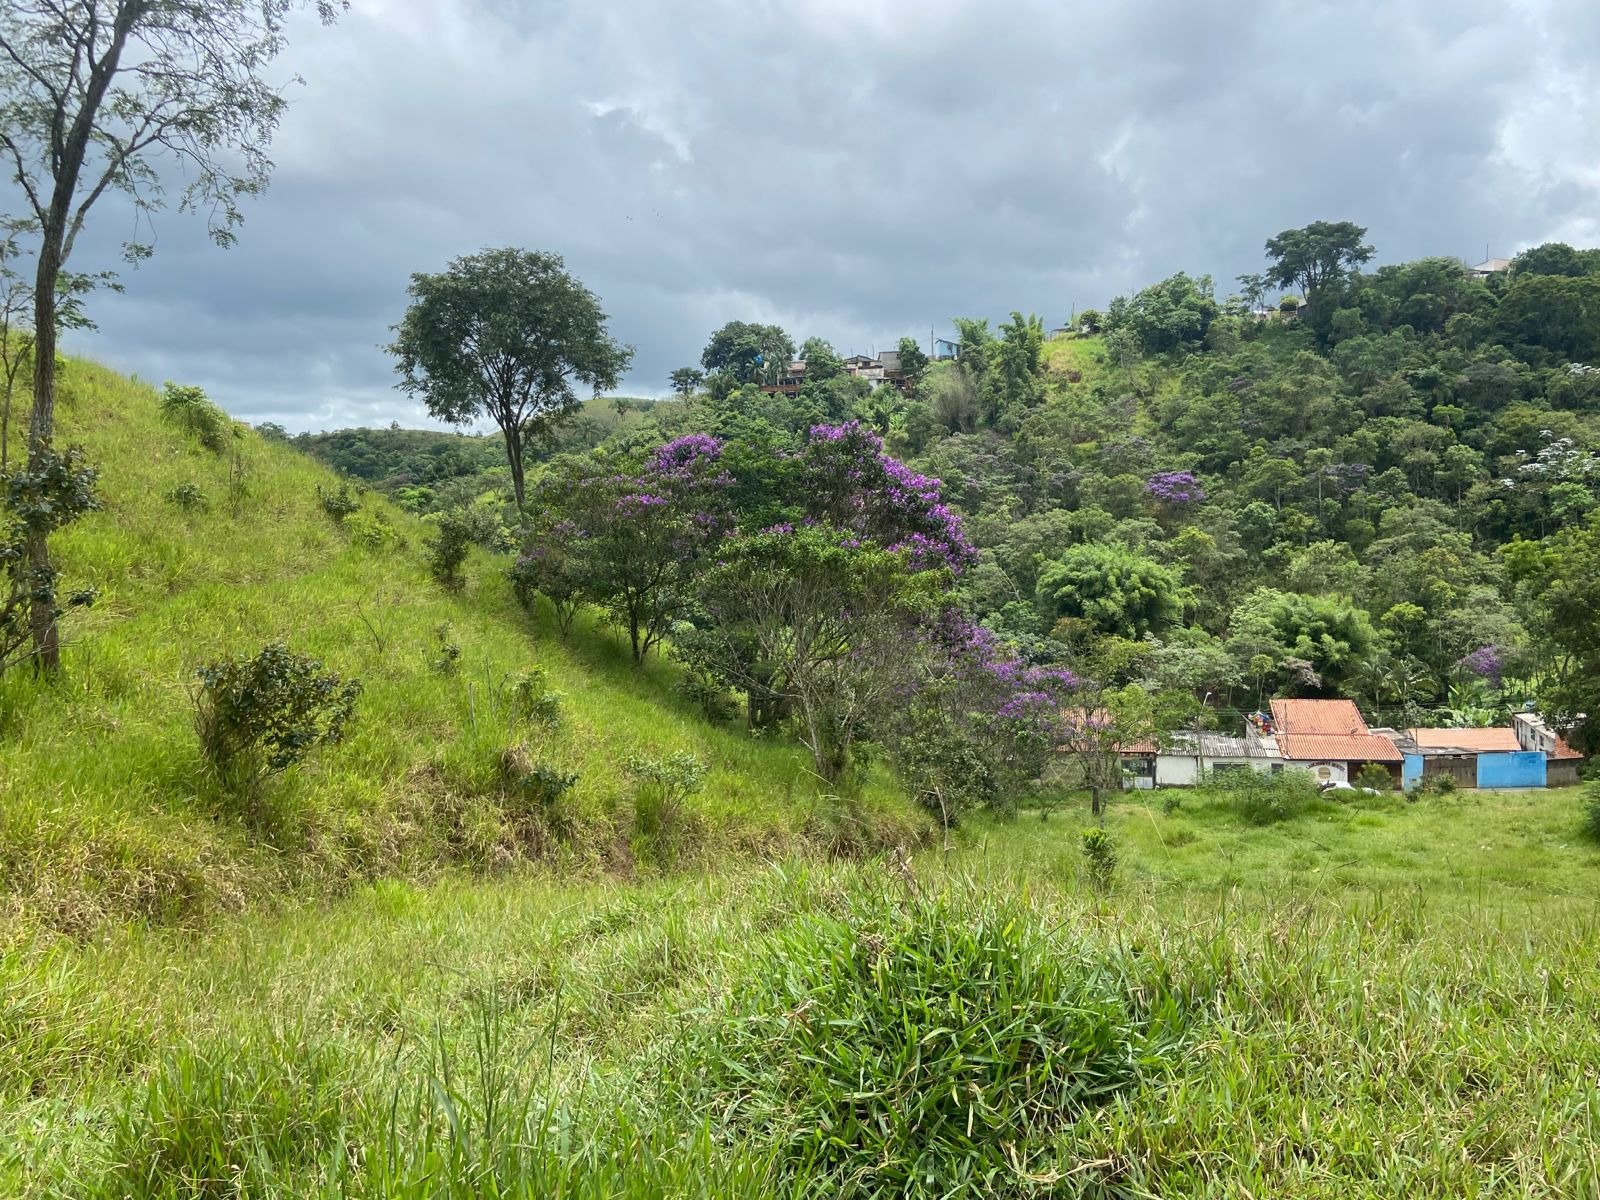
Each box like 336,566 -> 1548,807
1403,754 -> 1424,791
1476,751 -> 1546,789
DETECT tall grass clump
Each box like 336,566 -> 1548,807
1582,783 -> 1600,842
676,887 -> 1176,1196
1207,766 -> 1321,824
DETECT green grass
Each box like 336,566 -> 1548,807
0,358 -> 924,935
4,787 -> 1598,1197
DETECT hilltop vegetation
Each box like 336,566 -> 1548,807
0,359 -> 922,935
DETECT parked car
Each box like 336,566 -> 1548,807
1318,780 -> 1381,796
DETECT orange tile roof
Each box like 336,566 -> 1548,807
1552,735 -> 1584,762
1271,698 -> 1402,763
1409,727 -> 1521,753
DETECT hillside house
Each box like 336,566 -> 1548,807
1468,257 -> 1511,278
1153,732 -> 1279,787
1513,712 -> 1585,786
1259,698 -> 1403,786
759,360 -> 808,400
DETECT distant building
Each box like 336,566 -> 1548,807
1468,257 -> 1512,278
843,354 -> 884,384
1513,712 -> 1585,787
1261,698 -> 1403,785
1153,732 -> 1279,787
932,337 -> 959,361
759,359 -> 807,400
1380,718 -> 1585,789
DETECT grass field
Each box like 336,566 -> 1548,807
5,786 -> 1597,1197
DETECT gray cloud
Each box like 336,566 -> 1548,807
30,0 -> 1600,430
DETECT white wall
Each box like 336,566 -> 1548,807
1153,756 -> 1276,787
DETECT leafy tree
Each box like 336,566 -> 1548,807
1511,242 -> 1600,278
1231,588 -> 1377,694
1036,543 -> 1184,639
1517,513 -> 1600,750
699,321 -> 794,385
693,526 -> 937,783
668,367 -> 704,397
1263,221 -> 1375,298
895,336 -> 929,385
799,337 -> 844,384
0,0 -> 341,671
1108,273 -> 1218,355
390,249 -> 631,512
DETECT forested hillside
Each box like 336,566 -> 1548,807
371,226 -> 1600,753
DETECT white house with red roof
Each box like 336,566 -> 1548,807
1259,698 -> 1404,786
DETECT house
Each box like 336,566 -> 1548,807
1153,732 -> 1279,787
1513,712 -> 1585,786
1397,727 -> 1545,790
932,337 -> 959,361
1468,257 -> 1511,278
759,360 -> 807,400
843,354 -> 884,383
1265,698 -> 1403,785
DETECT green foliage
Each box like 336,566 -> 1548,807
164,482 -> 207,512
1,444 -> 101,676
680,890 -> 1156,1194
1209,767 -> 1321,825
507,665 -> 564,728
1263,220 -> 1375,297
1106,271 -> 1219,355
669,366 -> 705,396
700,320 -> 794,384
431,622 -> 462,675
624,752 -> 706,869
1080,827 -> 1117,891
193,642 -> 361,787
1036,542 -> 1184,639
316,481 -> 361,523
1582,785 -> 1600,841
428,509 -> 475,591
1353,762 -> 1392,792
389,248 -> 633,508
159,382 -> 233,453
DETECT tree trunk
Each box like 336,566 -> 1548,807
25,246 -> 61,674
500,423 -> 526,511
1090,785 -> 1103,820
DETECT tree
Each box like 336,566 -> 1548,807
390,248 -> 632,511
694,526 -> 937,783
1511,242 -> 1600,278
699,321 -> 794,385
1035,543 -> 1184,639
0,0 -> 342,672
669,367 -> 704,397
895,336 -> 928,385
799,337 -> 843,384
1263,221 -> 1375,298
0,236 -> 33,471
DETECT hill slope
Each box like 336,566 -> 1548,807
0,360 -> 922,935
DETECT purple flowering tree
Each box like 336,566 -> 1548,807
1456,644 -> 1505,689
515,435 -> 732,661
1146,470 -> 1207,506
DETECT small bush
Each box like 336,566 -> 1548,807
672,667 -> 739,723
316,481 -> 360,523
1583,785 -> 1600,842
1160,792 -> 1182,814
431,623 -> 461,676
164,482 -> 207,512
160,382 -> 233,453
624,751 -> 706,869
1209,768 -> 1319,825
193,642 -> 361,788
1353,762 -> 1392,792
509,666 -> 563,728
346,508 -> 401,552
1081,827 -> 1117,891
428,509 -> 474,591
677,891 -> 1156,1193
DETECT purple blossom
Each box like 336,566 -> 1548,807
1146,470 -> 1206,505
1458,644 -> 1504,686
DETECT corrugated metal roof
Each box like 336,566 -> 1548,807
1409,727 -> 1520,753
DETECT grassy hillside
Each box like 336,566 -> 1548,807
0,359 -> 923,935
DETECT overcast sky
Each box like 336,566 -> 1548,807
40,0 -> 1600,431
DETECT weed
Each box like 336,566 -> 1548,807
1081,827 -> 1117,891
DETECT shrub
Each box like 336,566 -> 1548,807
624,752 -> 706,869
431,623 -> 461,675
193,642 -> 361,788
165,482 -> 207,512
678,891 -> 1155,1193
428,509 -> 474,591
1209,767 -> 1319,825
672,666 -> 739,723
160,382 -> 233,452
346,508 -> 401,552
1081,827 -> 1117,891
316,481 -> 360,523
1583,784 -> 1600,842
508,666 -> 563,728
1353,762 -> 1392,792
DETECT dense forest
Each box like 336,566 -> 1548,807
305,225 -> 1600,760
